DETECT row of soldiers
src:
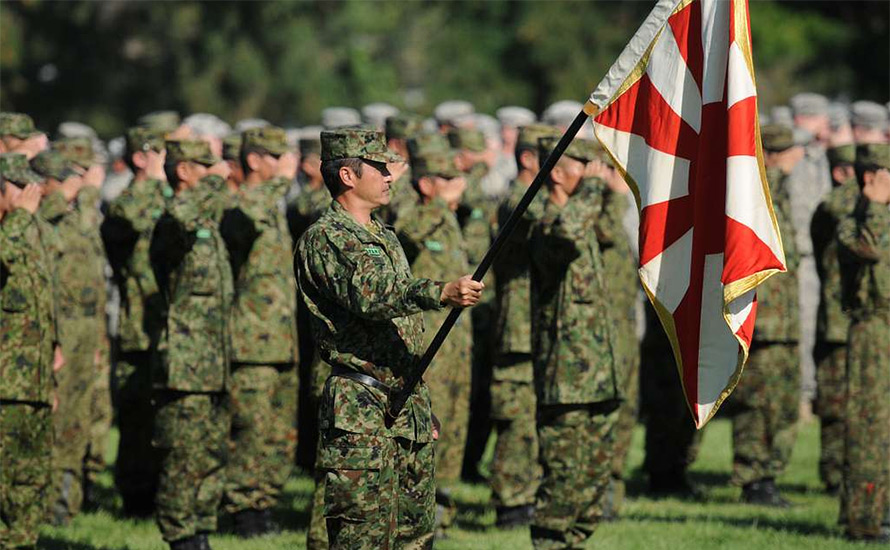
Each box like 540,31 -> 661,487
0,91 -> 887,549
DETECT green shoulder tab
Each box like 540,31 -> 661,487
196,228 -> 212,239
364,245 -> 382,257
424,240 -> 444,252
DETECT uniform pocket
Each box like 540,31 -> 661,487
318,433 -> 385,522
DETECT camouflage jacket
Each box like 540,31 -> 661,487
492,179 -> 547,359
530,182 -> 621,406
592,181 -> 637,333
40,186 -> 107,320
0,208 -> 56,403
287,183 -> 330,240
150,176 -> 234,392
812,179 -> 859,343
223,177 -> 298,364
103,177 -> 170,352
838,197 -> 890,321
754,170 -> 800,343
458,163 -> 494,268
296,200 -> 445,441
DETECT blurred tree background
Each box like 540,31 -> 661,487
0,0 -> 887,137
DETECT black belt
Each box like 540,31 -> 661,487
331,365 -> 392,394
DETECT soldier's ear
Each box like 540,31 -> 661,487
132,151 -> 148,170
338,165 -> 357,190
417,176 -> 435,199
246,151 -> 263,172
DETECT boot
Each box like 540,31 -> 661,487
169,535 -> 200,550
495,504 -> 535,529
741,478 -> 791,508
195,533 -> 212,550
261,508 -> 281,535
648,470 -> 703,500
233,509 -> 264,538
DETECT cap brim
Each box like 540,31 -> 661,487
364,150 -> 404,163
13,169 -> 45,185
194,154 -> 222,166
9,129 -> 43,140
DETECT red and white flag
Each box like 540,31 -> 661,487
589,0 -> 786,427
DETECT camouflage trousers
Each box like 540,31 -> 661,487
730,342 -> 800,486
641,348 -> 701,479
841,315 -> 890,539
85,336 -> 112,490
531,404 -> 619,550
153,391 -> 230,543
224,363 -> 298,514
813,340 -> 846,491
318,429 -> 435,550
52,316 -> 103,520
608,337 -> 640,516
307,467 -> 328,550
0,403 -> 52,550
114,351 -> 161,512
490,356 -> 539,508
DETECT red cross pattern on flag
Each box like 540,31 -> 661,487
588,0 -> 786,428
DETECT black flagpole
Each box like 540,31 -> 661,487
387,101 -> 598,421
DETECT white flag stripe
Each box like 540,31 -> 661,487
697,253 -> 743,417
589,0 -> 683,108
593,124 -> 691,209
640,228 -> 693,313
726,42 -> 756,108
725,156 -> 784,262
700,0 -> 730,105
646,21 -> 703,132
726,289 -> 756,334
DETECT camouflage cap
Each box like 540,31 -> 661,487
826,144 -> 856,168
242,126 -> 290,156
322,107 -> 361,129
222,133 -> 243,160
299,136 -> 321,157
789,93 -> 828,117
31,151 -> 78,181
183,113 -> 232,138
385,113 -> 425,141
137,111 -> 181,134
856,143 -> 890,171
538,136 -> 598,164
165,139 -> 221,166
760,124 -> 794,152
126,126 -> 165,155
0,112 -> 42,139
769,106 -> 794,129
320,128 -> 402,163
411,149 -> 462,179
53,136 -> 96,168
0,153 -> 43,186
234,118 -> 270,133
828,102 -> 850,131
447,128 -> 486,153
517,124 -> 560,150
850,100 -> 889,131
57,121 -> 97,139
407,133 -> 451,157
496,106 -> 536,128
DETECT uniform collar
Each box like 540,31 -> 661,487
329,200 -> 388,245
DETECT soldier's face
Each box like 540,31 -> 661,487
552,156 -> 586,196
353,160 -> 393,207
853,125 -> 888,145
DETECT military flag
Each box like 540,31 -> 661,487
589,0 -> 786,427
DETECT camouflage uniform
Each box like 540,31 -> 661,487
592,181 -> 639,516
221,127 -> 300,521
730,167 -> 801,487
38,167 -> 108,521
296,128 -> 441,550
837,144 -> 890,541
149,141 -> 233,544
0,156 -> 56,549
395,149 -> 472,530
811,144 -> 858,492
101,127 -> 170,514
529,143 -> 622,550
379,113 -> 424,224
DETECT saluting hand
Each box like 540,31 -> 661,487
440,274 -> 484,308
11,183 -> 42,214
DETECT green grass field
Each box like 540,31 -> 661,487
40,417 -> 868,549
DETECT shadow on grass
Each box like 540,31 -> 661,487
39,535 -> 130,550
454,500 -> 495,532
625,510 -> 842,539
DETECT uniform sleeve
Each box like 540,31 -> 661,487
533,192 -> 597,268
838,198 -> 889,264
150,213 -> 194,297
395,200 -> 449,265
39,190 -> 68,221
0,208 -> 36,264
300,233 -> 444,322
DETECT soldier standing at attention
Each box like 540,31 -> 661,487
529,137 -> 621,550
395,147 -> 472,535
490,123 -> 559,528
295,128 -> 483,549
811,143 -> 858,495
0,155 -> 57,550
287,130 -> 329,241
837,143 -> 890,544
38,138 -> 108,525
729,125 -> 802,507
220,127 -> 299,537
149,140 -> 233,550
379,113 -> 424,224
102,127 -> 170,517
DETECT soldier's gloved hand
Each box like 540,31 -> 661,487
440,274 -> 484,308
432,413 -> 441,441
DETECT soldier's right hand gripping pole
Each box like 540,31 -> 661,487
386,101 -> 600,424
